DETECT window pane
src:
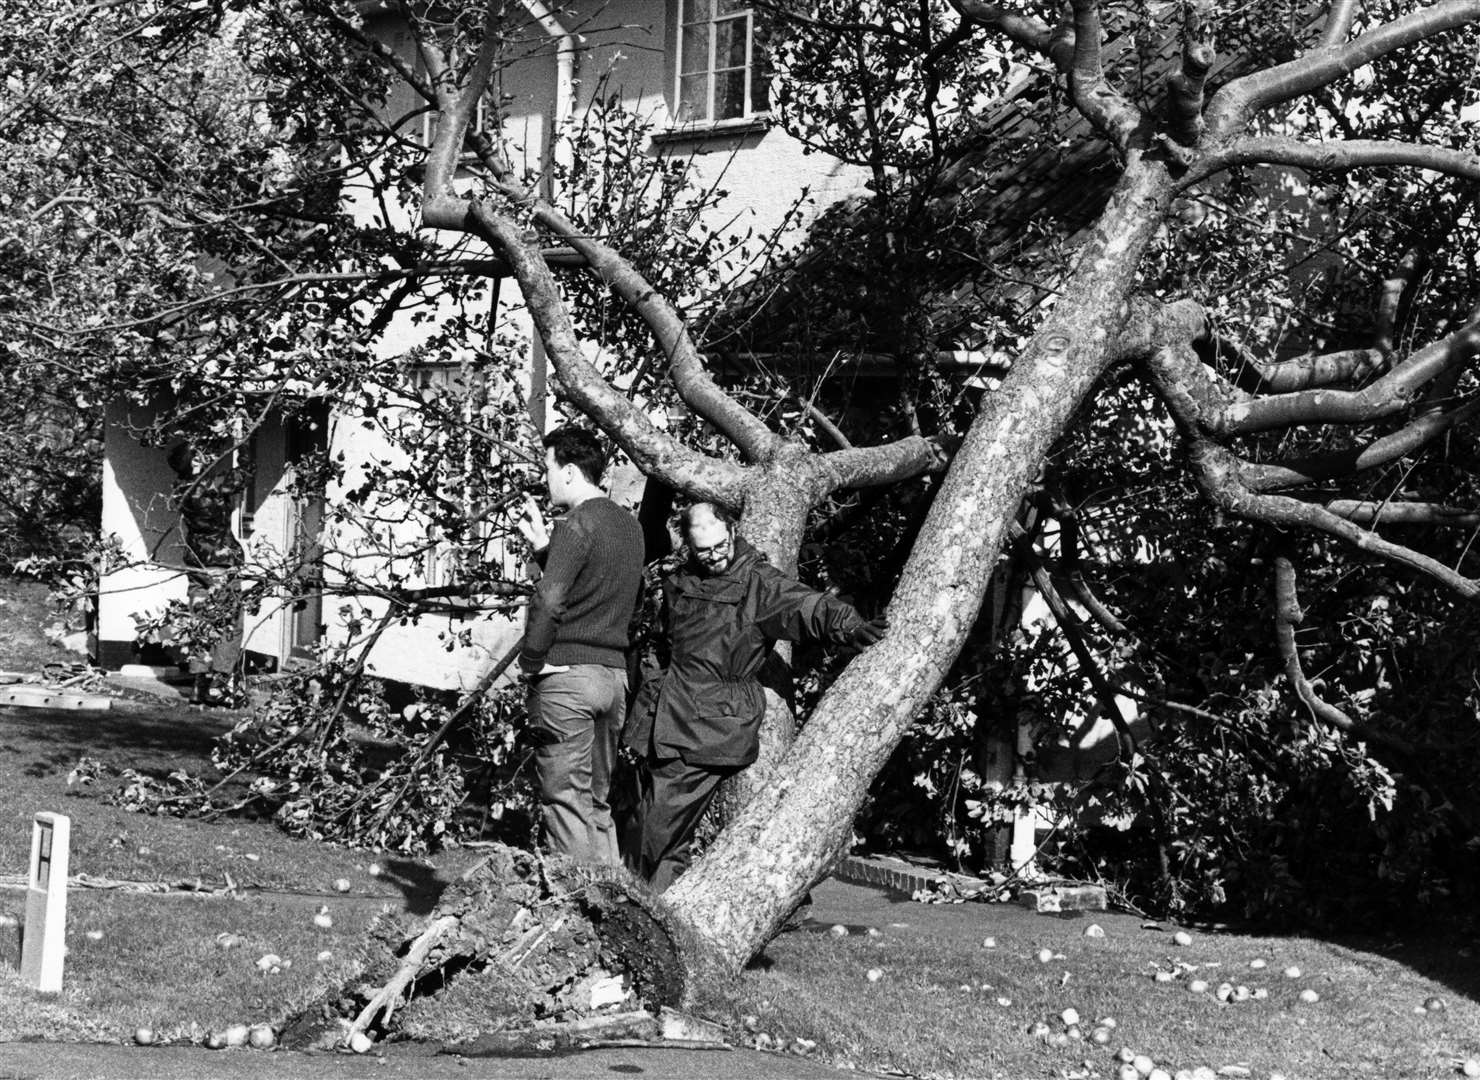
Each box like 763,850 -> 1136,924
682,0 -> 713,22
714,16 -> 747,71
750,63 -> 770,113
679,72 -> 711,122
714,69 -> 746,120
716,0 -> 749,13
680,24 -> 709,74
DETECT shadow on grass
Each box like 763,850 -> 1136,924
377,857 -> 450,916
0,702 -> 232,779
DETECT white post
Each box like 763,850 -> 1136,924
21,812 -> 69,993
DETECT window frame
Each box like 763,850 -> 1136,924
672,1 -> 769,128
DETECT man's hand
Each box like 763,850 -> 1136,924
850,617 -> 889,648
532,663 -> 570,677
516,493 -> 550,551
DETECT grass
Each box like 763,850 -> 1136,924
1,576 -> 1479,1077
0,578 -> 459,1042
718,883 -> 1480,1079
0,889 -> 389,1042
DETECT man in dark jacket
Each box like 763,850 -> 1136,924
629,501 -> 886,890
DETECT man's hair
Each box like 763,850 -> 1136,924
679,501 -> 738,535
542,426 -> 606,485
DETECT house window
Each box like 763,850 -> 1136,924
676,1 -> 768,124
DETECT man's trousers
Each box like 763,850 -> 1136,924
635,755 -> 740,892
529,664 -> 627,866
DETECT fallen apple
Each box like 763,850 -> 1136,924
203,1031 -> 228,1050
1099,1017 -> 1118,1029
333,877 -> 351,893
133,1027 -> 155,1046
1148,1070 -> 1172,1080
1233,985 -> 1251,1002
981,935 -> 997,949
1153,969 -> 1176,983
1066,1025 -> 1082,1040
1298,989 -> 1320,1004
1084,924 -> 1106,939
1249,959 -> 1267,970
349,1031 -> 374,1054
1423,996 -> 1445,1012
1283,965 -> 1301,979
224,1023 -> 249,1047
1049,1032 -> 1070,1048
1061,1007 -> 1080,1027
1116,1047 -> 1137,1064
828,924 -> 849,938
1132,1053 -> 1156,1076
1091,1027 -> 1112,1045
1036,947 -> 1055,963
316,949 -> 333,962
1028,1021 -> 1052,1040
1188,979 -> 1209,994
1215,983 -> 1235,1003
865,968 -> 883,983
248,1024 -> 275,1050
1462,1059 -> 1480,1079
84,930 -> 103,942
1117,1067 -> 1141,1080
1172,931 -> 1193,947
866,927 -> 883,939
313,910 -> 333,929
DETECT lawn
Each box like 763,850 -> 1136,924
1,576 -> 1478,1079
716,884 -> 1480,1079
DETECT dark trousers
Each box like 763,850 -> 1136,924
635,756 -> 738,892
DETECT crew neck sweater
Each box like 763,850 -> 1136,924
520,496 -> 643,674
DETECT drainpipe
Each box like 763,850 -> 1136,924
518,0 -> 578,195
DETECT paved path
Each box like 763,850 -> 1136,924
0,1041 -> 851,1080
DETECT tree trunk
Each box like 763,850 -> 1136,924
716,451 -> 828,822
665,157 -> 1176,970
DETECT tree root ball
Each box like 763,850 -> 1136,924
278,845 -> 708,1048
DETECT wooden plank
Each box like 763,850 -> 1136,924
0,684 -> 113,711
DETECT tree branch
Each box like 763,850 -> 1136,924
469,205 -> 745,506
1065,0 -> 1144,149
1324,499 -> 1480,527
951,0 -> 1140,146
948,0 -> 1062,61
1183,135 -> 1480,188
1009,521 -> 1135,758
1319,0 -> 1361,48
1162,323 -> 1480,437
812,435 -> 950,495
1209,336 -> 1384,394
1206,0 -> 1480,137
1189,440 -> 1480,598
1239,396 -> 1480,491
524,202 -> 780,461
1273,554 -> 1359,729
1164,0 -> 1215,146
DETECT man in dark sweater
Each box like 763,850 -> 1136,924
518,427 -> 643,865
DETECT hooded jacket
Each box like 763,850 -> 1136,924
647,536 -> 866,767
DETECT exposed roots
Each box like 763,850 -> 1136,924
279,844 -> 715,1052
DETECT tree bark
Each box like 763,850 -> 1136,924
717,450 -> 831,822
665,156 -> 1176,969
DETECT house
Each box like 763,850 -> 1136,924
97,1 -> 871,690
